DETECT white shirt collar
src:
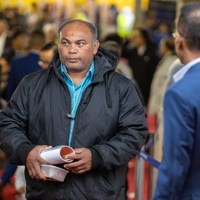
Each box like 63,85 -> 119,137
137,45 -> 146,56
173,58 -> 200,83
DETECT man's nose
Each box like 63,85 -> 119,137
68,43 -> 77,53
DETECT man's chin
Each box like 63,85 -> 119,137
65,64 -> 85,72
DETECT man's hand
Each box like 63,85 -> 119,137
63,148 -> 92,174
26,145 -> 51,180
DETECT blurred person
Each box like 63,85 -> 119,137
0,164 -> 17,187
42,23 -> 57,44
101,33 -> 133,80
0,57 -> 9,105
147,37 -> 177,193
124,27 -> 160,106
6,29 -> 45,100
25,3 -> 39,33
37,5 -> 51,30
154,3 -> 200,199
148,37 -> 177,127
153,23 -> 171,46
2,27 -> 29,64
0,163 -> 17,200
38,42 -> 56,69
0,19 -> 10,58
100,38 -> 144,105
4,7 -> 25,32
0,19 -> 147,200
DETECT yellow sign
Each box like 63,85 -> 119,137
0,0 -> 149,12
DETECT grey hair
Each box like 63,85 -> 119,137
58,19 -> 98,41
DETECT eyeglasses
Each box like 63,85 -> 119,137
172,32 -> 179,39
172,31 -> 185,39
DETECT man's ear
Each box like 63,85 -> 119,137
93,40 -> 100,55
178,36 -> 186,51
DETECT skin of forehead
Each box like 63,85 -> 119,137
60,21 -> 93,40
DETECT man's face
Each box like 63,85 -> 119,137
131,30 -> 145,48
58,22 -> 99,72
14,34 -> 29,51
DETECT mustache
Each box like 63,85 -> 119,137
67,55 -> 79,59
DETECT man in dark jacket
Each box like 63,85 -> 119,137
0,19 -> 147,200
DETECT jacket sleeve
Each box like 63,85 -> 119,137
91,80 -> 148,170
0,77 -> 35,165
154,88 -> 194,199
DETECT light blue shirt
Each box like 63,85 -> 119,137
61,62 -> 94,146
173,58 -> 200,83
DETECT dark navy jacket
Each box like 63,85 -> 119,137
6,51 -> 40,100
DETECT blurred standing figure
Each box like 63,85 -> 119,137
6,29 -> 45,100
125,27 -> 160,106
0,19 -> 147,200
0,57 -> 9,104
148,37 -> 177,193
42,23 -> 57,44
0,19 -> 10,58
154,3 -> 200,199
148,37 -> 177,128
2,27 -> 29,64
153,23 -> 171,46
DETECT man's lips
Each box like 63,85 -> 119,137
68,58 -> 78,63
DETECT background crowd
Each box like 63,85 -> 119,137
0,1 -> 180,200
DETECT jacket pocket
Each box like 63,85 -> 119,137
70,171 -> 116,199
96,171 -> 115,195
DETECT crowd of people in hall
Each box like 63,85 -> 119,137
0,1 -> 199,200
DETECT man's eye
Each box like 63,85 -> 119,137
77,42 -> 85,47
61,41 -> 69,46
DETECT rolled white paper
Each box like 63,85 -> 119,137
40,145 -> 75,164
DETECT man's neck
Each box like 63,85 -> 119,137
183,51 -> 200,65
67,71 -> 87,85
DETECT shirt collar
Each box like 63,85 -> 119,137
60,61 -> 94,81
173,58 -> 200,83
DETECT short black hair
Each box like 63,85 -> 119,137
177,3 -> 200,51
41,42 -> 56,51
29,29 -> 45,47
11,26 -> 27,40
137,27 -> 152,46
102,33 -> 123,46
58,19 -> 98,41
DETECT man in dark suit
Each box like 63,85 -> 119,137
154,3 -> 200,199
124,28 -> 160,106
6,30 -> 45,100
